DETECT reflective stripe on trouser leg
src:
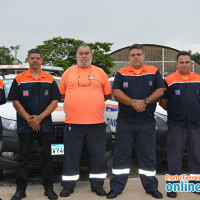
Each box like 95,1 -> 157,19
86,123 -> 108,189
139,169 -> 156,176
89,173 -> 107,179
136,123 -> 158,191
110,121 -> 136,192
62,175 -> 79,181
112,168 -> 130,175
139,169 -> 157,188
89,173 -> 107,188
61,124 -> 84,189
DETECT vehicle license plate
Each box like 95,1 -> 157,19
51,144 -> 64,155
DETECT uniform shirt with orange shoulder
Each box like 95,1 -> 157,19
112,64 -> 165,124
8,69 -> 62,133
163,70 -> 200,128
0,79 -> 6,106
59,65 -> 111,124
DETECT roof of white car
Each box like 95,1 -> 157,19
0,74 -> 61,80
0,65 -> 63,80
0,65 -> 64,72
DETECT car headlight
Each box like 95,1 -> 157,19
1,118 -> 17,131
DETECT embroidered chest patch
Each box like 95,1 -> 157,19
23,90 -> 29,96
149,81 -> 153,86
175,90 -> 181,95
44,90 -> 49,96
123,82 -> 128,88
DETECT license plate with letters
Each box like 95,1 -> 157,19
51,144 -> 64,155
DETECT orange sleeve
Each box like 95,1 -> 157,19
0,79 -> 3,88
100,69 -> 111,95
59,70 -> 68,95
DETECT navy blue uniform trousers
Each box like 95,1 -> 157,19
17,132 -> 53,191
110,120 -> 158,192
167,123 -> 200,183
61,123 -> 107,190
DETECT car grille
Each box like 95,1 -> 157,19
52,123 -> 65,143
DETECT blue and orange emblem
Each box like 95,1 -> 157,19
149,81 -> 153,86
123,82 -> 128,88
23,90 -> 29,96
175,90 -> 181,95
44,90 -> 49,96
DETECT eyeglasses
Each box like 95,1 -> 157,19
78,67 -> 91,87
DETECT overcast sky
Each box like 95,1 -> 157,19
1,0 -> 200,63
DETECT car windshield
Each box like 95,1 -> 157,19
3,78 -> 61,99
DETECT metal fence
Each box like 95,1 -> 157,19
110,45 -> 200,77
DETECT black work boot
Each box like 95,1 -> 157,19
106,190 -> 122,199
11,190 -> 26,200
146,190 -> 163,199
60,188 -> 74,197
91,188 -> 107,196
167,191 -> 177,198
44,188 -> 58,200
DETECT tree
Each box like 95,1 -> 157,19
37,37 -> 114,74
0,46 -> 15,65
191,52 -> 200,63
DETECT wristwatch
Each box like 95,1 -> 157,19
144,98 -> 149,105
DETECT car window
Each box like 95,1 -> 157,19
55,78 -> 60,86
3,79 -> 13,98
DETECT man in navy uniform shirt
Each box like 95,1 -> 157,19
107,44 -> 165,199
8,49 -> 61,200
160,51 -> 200,198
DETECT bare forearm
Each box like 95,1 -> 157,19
159,98 -> 167,110
104,94 -> 111,101
113,89 -> 135,106
13,100 -> 30,121
146,88 -> 165,104
39,100 -> 58,121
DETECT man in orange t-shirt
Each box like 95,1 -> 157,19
59,44 -> 111,197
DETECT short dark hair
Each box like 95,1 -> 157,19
28,49 -> 42,57
128,44 -> 143,54
176,51 -> 191,61
76,44 -> 92,55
